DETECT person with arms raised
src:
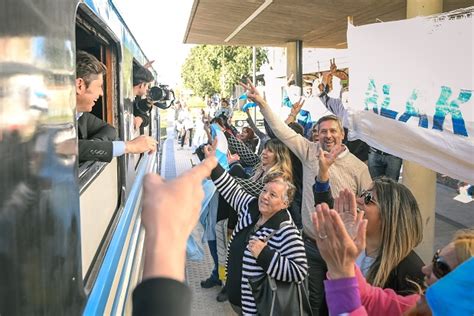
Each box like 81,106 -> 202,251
241,80 -> 371,315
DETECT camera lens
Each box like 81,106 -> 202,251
148,86 -> 163,101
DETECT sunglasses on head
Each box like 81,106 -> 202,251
432,249 -> 451,279
360,190 -> 377,205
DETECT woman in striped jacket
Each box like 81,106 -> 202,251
205,143 -> 308,315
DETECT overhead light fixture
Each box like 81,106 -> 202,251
224,0 -> 274,43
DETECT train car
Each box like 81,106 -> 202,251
0,0 -> 166,314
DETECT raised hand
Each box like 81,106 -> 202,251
141,156 -> 218,281
285,97 -> 305,123
290,97 -> 305,116
311,203 -> 367,279
143,60 -> 155,69
239,79 -> 265,106
329,58 -> 337,74
318,143 -> 344,176
334,188 -> 364,239
227,151 -> 240,164
203,138 -> 218,159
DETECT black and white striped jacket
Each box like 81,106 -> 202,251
211,164 -> 308,315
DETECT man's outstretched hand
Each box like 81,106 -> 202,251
141,156 -> 218,282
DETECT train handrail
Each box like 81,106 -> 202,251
83,153 -> 156,315
110,206 -> 143,315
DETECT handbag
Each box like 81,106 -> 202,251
248,222 -> 312,316
249,274 -> 312,316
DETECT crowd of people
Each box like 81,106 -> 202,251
131,64 -> 474,315
70,48 -> 473,315
132,154 -> 474,316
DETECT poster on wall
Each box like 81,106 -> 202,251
347,7 -> 474,183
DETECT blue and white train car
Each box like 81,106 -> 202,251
0,0 -> 163,314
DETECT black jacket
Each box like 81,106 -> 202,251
78,112 -> 117,162
383,250 -> 425,295
133,97 -> 151,129
133,278 -> 191,316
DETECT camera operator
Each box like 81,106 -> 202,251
133,64 -> 154,131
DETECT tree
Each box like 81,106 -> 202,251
182,45 -> 267,98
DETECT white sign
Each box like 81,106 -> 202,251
347,7 -> 474,183
302,96 -> 333,120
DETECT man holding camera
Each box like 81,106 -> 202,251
76,50 -> 157,163
133,64 -> 155,131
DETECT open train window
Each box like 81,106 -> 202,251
75,6 -> 123,292
75,7 -> 121,186
76,11 -> 118,128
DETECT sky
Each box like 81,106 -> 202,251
113,0 -> 195,86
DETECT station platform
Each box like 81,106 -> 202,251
159,120 -> 472,315
160,126 -> 234,315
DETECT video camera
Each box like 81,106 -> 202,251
134,84 -> 175,115
149,85 -> 175,109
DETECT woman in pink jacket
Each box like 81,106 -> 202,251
311,196 -> 474,316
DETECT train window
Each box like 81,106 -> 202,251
75,13 -> 118,127
75,6 -> 123,290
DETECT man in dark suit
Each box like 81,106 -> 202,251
76,50 -> 157,163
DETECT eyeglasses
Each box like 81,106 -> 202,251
432,249 -> 451,279
360,190 -> 377,205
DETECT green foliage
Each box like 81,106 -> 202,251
186,96 -> 206,109
182,45 -> 267,98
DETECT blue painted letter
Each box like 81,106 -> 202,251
398,89 -> 429,128
433,86 -> 470,136
364,79 -> 379,114
364,79 -> 398,119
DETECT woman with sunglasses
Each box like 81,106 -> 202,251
313,145 -> 424,295
311,202 -> 474,315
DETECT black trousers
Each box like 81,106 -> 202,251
181,128 -> 193,147
304,236 -> 329,316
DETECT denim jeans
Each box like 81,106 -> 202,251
304,237 -> 329,316
368,150 -> 402,181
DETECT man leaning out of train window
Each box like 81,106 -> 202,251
75,50 -> 157,163
132,64 -> 154,130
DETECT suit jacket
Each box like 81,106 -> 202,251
132,278 -> 191,316
78,112 -> 117,163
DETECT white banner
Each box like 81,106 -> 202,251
347,7 -> 474,183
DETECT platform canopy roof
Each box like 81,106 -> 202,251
183,0 -> 473,48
